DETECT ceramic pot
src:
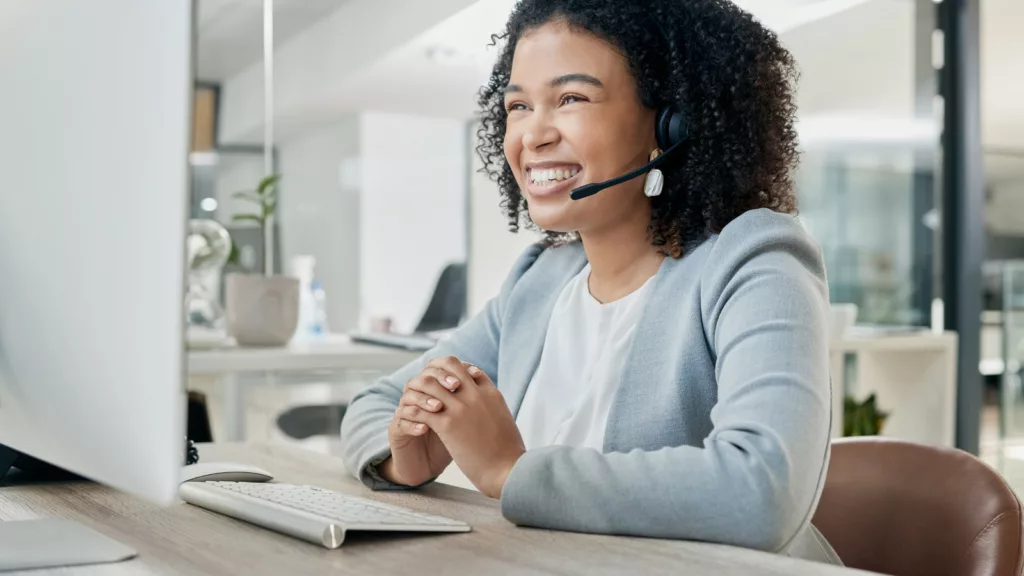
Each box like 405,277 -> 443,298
225,274 -> 299,347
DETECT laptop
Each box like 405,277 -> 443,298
351,263 -> 465,352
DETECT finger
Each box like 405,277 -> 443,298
396,418 -> 428,436
397,405 -> 440,429
406,374 -> 458,405
419,366 -> 463,392
399,389 -> 444,412
460,361 -> 492,386
389,410 -> 421,436
429,356 -> 479,393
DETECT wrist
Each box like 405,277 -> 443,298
377,456 -> 399,484
485,449 -> 525,499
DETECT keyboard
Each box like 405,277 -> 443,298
350,332 -> 437,351
179,482 -> 470,548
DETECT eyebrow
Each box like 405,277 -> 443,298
504,73 -> 604,94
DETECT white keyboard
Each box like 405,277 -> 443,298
179,482 -> 470,548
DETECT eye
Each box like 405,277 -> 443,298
505,101 -> 529,113
559,93 -> 588,106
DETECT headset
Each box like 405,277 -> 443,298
570,106 -> 689,201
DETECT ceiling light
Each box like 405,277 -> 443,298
200,198 -> 219,212
190,151 -> 220,166
797,115 -> 939,146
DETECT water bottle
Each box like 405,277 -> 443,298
310,279 -> 328,336
290,255 -> 328,340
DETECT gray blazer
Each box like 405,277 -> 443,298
341,208 -> 838,563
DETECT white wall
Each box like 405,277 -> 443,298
212,153 -> 265,225
467,130 -> 541,315
982,0 -> 1024,150
989,181 -> 1024,236
218,0 -> 477,143
279,118 -> 362,332
359,112 -> 468,333
782,0 -> 915,119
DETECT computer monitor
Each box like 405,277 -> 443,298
0,0 -> 192,568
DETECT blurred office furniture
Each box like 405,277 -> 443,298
283,264 -> 466,443
830,330 -> 958,447
415,262 -> 467,333
187,392 -> 214,443
350,331 -> 438,352
1,443 -> 869,575
349,262 -> 466,351
275,404 -> 346,441
997,262 -> 1024,446
187,333 -> 418,442
812,438 -> 1023,576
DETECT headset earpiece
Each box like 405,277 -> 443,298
569,106 -> 689,201
655,107 -> 688,150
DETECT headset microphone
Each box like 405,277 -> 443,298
570,106 -> 688,201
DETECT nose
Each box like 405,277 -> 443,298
521,110 -> 560,152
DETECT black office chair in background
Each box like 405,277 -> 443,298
414,262 -> 467,333
277,262 -> 467,441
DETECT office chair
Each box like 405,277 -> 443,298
414,262 -> 466,333
812,437 -> 1024,576
188,391 -> 214,443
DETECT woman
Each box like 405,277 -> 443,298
342,0 -> 837,563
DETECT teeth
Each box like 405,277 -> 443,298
530,167 -> 580,184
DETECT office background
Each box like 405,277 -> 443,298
186,0 -> 1024,489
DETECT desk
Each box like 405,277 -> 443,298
187,334 -> 419,375
0,443 -> 876,575
187,335 -> 419,441
830,331 -> 958,447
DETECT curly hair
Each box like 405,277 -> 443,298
476,0 -> 800,256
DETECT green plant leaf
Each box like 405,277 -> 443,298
844,393 -> 890,437
231,191 -> 264,205
257,174 -> 281,196
232,214 -> 263,225
227,238 -> 241,265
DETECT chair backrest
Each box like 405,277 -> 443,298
415,262 -> 467,334
812,437 -> 1024,576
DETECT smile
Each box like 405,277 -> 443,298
525,164 -> 583,197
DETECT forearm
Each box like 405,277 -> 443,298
340,380 -> 405,489
501,419 -> 826,552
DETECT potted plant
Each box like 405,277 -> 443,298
843,393 -> 890,437
223,174 -> 299,346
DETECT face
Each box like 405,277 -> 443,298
503,20 -> 657,235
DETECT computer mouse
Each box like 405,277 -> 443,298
181,462 -> 274,484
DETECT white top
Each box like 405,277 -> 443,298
516,264 -> 655,451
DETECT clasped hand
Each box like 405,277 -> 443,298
381,356 -> 525,499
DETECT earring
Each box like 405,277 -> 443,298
644,148 -> 664,198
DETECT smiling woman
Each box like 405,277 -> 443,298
477,0 -> 800,256
342,0 -> 838,565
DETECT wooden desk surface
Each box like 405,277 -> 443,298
0,444 -> 875,576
